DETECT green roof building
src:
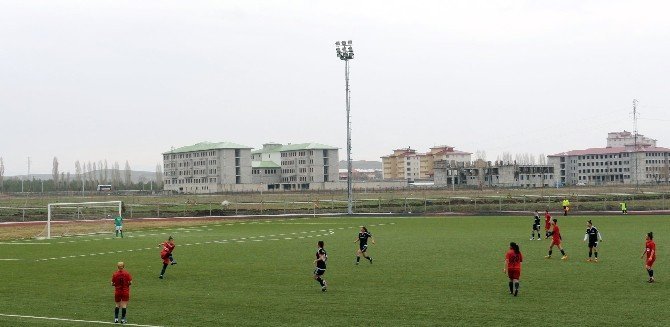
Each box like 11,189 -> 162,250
161,141 -> 340,193
251,143 -> 340,190
162,141 -> 253,193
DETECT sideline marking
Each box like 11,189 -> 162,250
0,242 -> 50,245
0,259 -> 21,261
0,313 -> 164,326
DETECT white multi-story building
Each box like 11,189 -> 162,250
433,161 -> 556,188
548,131 -> 670,186
251,143 -> 339,190
163,141 -> 252,193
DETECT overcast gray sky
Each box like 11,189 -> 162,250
1,0 -> 669,176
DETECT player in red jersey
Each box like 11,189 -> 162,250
159,236 -> 177,279
641,232 -> 656,283
111,261 -> 132,324
544,210 -> 552,239
503,242 -> 523,296
545,219 -> 568,260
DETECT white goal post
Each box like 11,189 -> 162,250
45,201 -> 123,239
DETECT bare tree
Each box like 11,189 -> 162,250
82,162 -> 88,187
500,152 -> 513,165
155,163 -> 164,187
112,161 -> 120,188
92,162 -> 98,184
0,157 -> 4,192
124,161 -> 132,186
97,160 -> 104,183
75,161 -> 82,183
538,153 -> 546,165
475,150 -> 487,161
52,157 -> 59,187
103,160 -> 109,183
65,172 -> 70,191
86,162 -> 92,183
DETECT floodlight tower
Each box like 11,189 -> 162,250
633,99 -> 639,190
336,40 -> 354,215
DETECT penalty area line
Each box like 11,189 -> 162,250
0,313 -> 164,327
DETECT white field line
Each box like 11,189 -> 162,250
0,313 -> 163,326
34,229 -> 333,262
0,259 -> 21,261
31,222 -> 395,262
0,242 -> 50,245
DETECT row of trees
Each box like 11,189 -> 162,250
0,156 -> 164,192
0,177 -> 160,193
495,152 -> 547,165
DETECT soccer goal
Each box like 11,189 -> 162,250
37,201 -> 124,239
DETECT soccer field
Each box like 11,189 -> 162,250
1,215 -> 668,326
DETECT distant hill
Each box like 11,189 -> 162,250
338,160 -> 382,170
6,170 -> 158,183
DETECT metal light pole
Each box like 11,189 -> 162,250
336,40 -> 354,214
633,99 -> 639,191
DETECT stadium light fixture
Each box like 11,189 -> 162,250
335,40 -> 354,215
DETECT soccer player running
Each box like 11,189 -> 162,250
354,226 -> 375,264
641,232 -> 656,283
158,236 -> 177,279
111,261 -> 132,324
544,210 -> 552,239
114,214 -> 124,238
545,219 -> 568,260
583,220 -> 603,262
313,240 -> 328,292
530,211 -> 542,240
503,242 -> 523,296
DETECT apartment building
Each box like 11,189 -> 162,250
163,141 -> 253,193
434,160 -> 556,188
251,143 -> 339,190
381,146 -> 471,181
548,131 -> 670,186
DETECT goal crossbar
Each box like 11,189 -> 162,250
46,201 -> 122,239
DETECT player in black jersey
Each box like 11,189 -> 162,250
530,211 -> 542,240
583,220 -> 603,262
313,240 -> 328,292
354,226 -> 375,264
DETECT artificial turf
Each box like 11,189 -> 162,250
0,215 -> 668,326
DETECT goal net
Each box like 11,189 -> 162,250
37,201 -> 124,239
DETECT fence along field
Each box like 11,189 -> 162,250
2,186 -> 670,222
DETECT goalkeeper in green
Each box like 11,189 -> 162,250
114,214 -> 124,238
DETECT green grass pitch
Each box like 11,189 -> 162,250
1,215 -> 668,326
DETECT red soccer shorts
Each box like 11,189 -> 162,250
545,223 -> 551,230
115,291 -> 129,302
551,239 -> 561,247
646,258 -> 656,267
507,269 -> 521,280
161,251 -> 170,265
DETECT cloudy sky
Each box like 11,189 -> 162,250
1,0 -> 669,175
